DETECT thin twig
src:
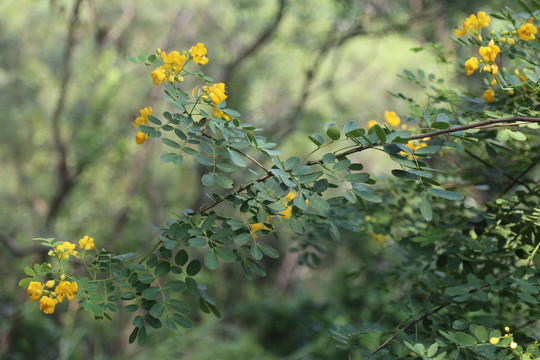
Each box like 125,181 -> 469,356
230,147 -> 273,175
502,155 -> 540,194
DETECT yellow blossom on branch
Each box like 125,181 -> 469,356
135,130 -> 149,145
464,57 -> 479,75
39,296 -> 58,314
479,40 -> 500,62
27,281 -> 43,301
483,88 -> 495,103
400,140 -> 428,159
151,67 -> 167,85
518,23 -> 537,41
454,11 -> 490,37
384,111 -> 401,127
55,241 -> 77,260
370,233 -> 386,243
161,51 -> 186,73
204,83 -> 228,105
250,222 -> 271,239
55,281 -> 78,302
133,107 -> 152,127
79,235 -> 95,251
367,120 -> 378,130
213,108 -> 230,121
190,43 -> 209,65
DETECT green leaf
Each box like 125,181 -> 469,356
163,280 -> 186,292
168,299 -> 191,313
427,343 -> 438,357
204,250 -> 219,270
215,247 -> 237,262
428,188 -> 464,201
24,267 -> 35,276
195,154 -> 213,166
123,304 -> 139,313
308,134 -> 325,146
424,108 -> 431,126
258,243 -> 279,258
18,278 -> 32,288
162,138 -> 181,148
355,191 -> 382,203
149,302 -> 165,319
392,169 -> 417,180
215,173 -> 233,189
475,326 -> 488,342
141,286 -> 160,300
185,277 -> 199,294
154,261 -> 170,277
189,237 -> 207,247
373,125 -> 386,143
202,173 -> 215,186
421,193 -> 433,221
508,130 -> 527,141
186,260 -> 202,276
436,113 -> 450,123
251,244 -> 263,260
454,332 -> 477,346
306,194 -> 329,211
137,326 -> 146,347
172,314 -> 193,328
414,145 -> 442,155
143,317 -> 161,329
431,122 -> 450,130
229,150 -> 247,167
344,173 -> 370,183
327,125 -> 341,140
175,249 -> 189,266
161,153 -> 180,163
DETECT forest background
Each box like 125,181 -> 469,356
0,0 -> 528,359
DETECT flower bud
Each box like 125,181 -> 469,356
477,35 -> 483,41
45,280 -> 55,288
504,326 -> 510,332
490,30 -> 495,36
510,341 -> 517,349
47,263 -> 52,269
489,337 -> 500,345
48,250 -> 54,256
507,38 -> 515,45
60,274 -> 66,281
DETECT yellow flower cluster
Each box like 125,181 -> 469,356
55,241 -> 78,260
190,43 -> 209,65
464,57 -> 479,75
151,50 -> 187,85
479,40 -> 500,62
213,108 -> 230,122
518,23 -> 537,41
370,233 -> 385,243
204,83 -> 228,105
27,280 -> 78,314
133,107 -> 152,145
79,235 -> 95,251
482,88 -> 495,103
384,111 -> 401,127
454,11 -> 490,37
400,138 -> 430,159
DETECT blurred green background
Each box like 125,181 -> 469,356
0,0 -> 505,359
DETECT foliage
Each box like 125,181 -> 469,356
4,1 -> 540,359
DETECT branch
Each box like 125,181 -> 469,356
198,116 -> 540,214
502,155 -> 540,194
372,269 -> 516,354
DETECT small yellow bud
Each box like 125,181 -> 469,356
60,274 -> 66,281
47,263 -> 52,269
491,78 -> 497,85
176,75 -> 184,82
505,326 -> 510,332
168,75 -> 175,83
500,37 -> 507,43
489,337 -> 500,345
201,95 -> 208,100
477,35 -> 483,41
508,89 -> 514,95
156,48 -> 161,55
45,280 -> 55,288
490,30 -> 495,36
501,30 -> 509,36
511,30 -> 517,35
510,341 -> 517,349
507,38 -> 515,45
48,250 -> 54,256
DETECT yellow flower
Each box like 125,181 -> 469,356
45,280 -> 55,289
79,235 -> 95,251
250,223 -> 270,239
489,337 -> 500,345
204,83 -> 228,105
518,23 -> 537,41
161,51 -> 186,74
454,12 -> 490,37
367,120 -> 378,130
476,11 -> 490,29
55,281 -> 78,302
213,108 -> 230,121
505,326 -> 510,332
400,140 -> 428,159
151,67 -> 167,85
27,281 -> 43,301
370,233 -> 385,243
55,241 -> 77,260
479,40 -> 500,62
190,43 -> 209,66
464,57 -> 479,75
483,88 -> 495,103
39,296 -> 58,314
510,341 -> 518,349
384,111 -> 401,127
133,107 -> 152,127
135,130 -> 149,145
